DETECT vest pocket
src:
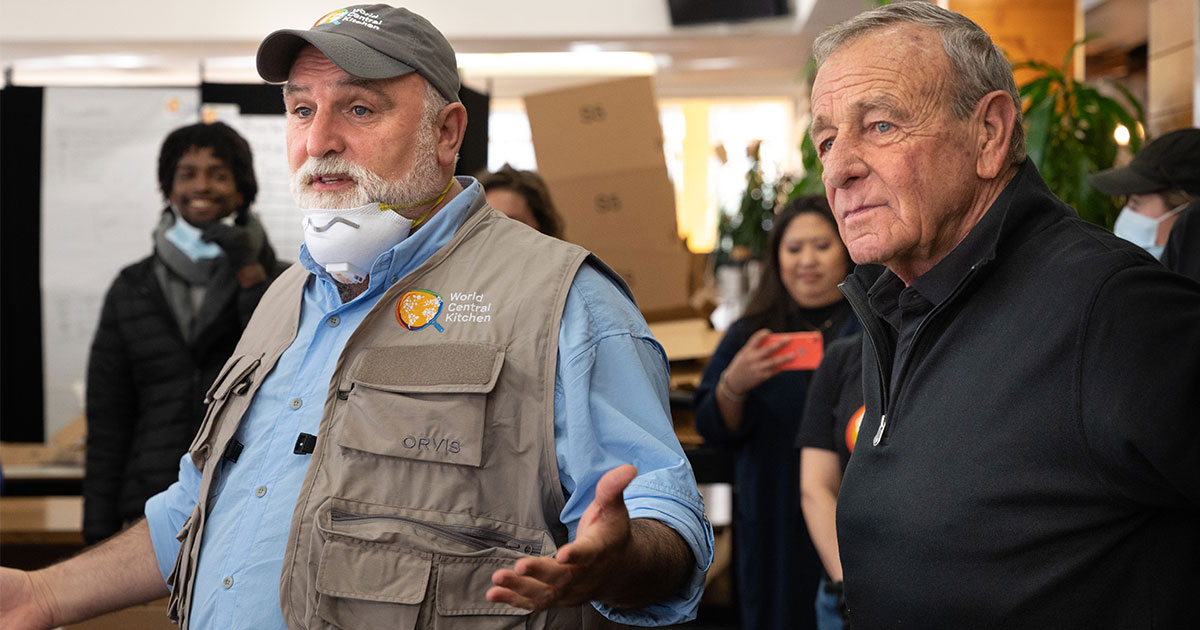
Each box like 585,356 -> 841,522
315,538 -> 428,629
334,344 -> 506,468
187,353 -> 261,468
436,555 -> 534,629
166,510 -> 198,624
314,497 -> 548,629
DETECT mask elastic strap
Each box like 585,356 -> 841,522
383,178 -> 455,230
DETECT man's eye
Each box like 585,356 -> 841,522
351,105 -> 370,116
293,106 -> 313,117
873,121 -> 893,133
818,138 -> 834,153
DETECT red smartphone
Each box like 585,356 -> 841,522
763,331 -> 824,371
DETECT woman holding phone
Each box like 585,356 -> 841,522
694,195 -> 859,630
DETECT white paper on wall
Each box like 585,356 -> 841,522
41,87 -> 200,438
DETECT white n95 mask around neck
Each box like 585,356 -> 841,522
301,202 -> 413,284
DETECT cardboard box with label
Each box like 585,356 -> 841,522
524,77 -> 692,317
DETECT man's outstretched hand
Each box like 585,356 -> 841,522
486,464 -> 694,613
486,465 -> 637,610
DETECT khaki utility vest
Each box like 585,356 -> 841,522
167,198 -> 628,629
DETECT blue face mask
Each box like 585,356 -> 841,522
164,205 -> 225,261
1113,202 -> 1186,260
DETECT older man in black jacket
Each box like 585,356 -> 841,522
809,3 -> 1200,628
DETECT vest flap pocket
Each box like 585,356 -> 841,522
336,387 -> 486,468
436,555 -> 533,618
188,353 -> 262,468
315,539 -> 428,629
348,343 -> 504,394
204,353 -> 262,403
317,538 -> 430,604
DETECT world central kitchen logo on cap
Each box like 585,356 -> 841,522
312,7 -> 385,30
397,289 -> 446,333
313,9 -> 349,26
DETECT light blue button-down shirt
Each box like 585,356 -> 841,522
144,177 -> 714,627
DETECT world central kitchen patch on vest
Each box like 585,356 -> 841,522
397,289 -> 494,331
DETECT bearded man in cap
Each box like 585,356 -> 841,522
810,1 -> 1200,627
0,6 -> 712,630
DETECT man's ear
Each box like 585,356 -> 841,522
974,90 -> 1017,180
435,102 -> 468,168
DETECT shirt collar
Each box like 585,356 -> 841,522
298,176 -> 483,298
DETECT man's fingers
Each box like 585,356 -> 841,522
512,556 -> 570,583
593,465 -> 637,509
485,583 -> 537,611
554,536 -> 602,566
489,561 -> 571,611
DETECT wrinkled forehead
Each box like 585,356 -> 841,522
283,46 -> 420,106
810,26 -> 949,124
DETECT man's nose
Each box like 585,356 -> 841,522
821,137 -> 867,190
192,172 -> 213,191
306,109 -> 346,158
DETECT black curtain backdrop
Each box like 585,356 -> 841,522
456,83 -> 489,177
1,86 -> 46,442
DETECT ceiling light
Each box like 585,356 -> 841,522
456,51 -> 657,77
15,54 -> 164,71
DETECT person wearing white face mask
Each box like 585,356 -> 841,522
0,6 -> 714,630
1090,128 -> 1200,260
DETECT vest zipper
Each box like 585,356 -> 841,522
329,508 -> 542,555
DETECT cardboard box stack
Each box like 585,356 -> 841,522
524,76 -> 693,317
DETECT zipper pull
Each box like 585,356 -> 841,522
873,414 -> 887,446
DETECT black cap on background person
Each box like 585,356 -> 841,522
1090,128 -> 1200,196
1090,128 -> 1200,258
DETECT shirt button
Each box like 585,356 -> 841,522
222,576 -> 234,589
328,315 -> 340,327
389,276 -> 398,284
290,398 -> 303,410
255,485 -> 267,497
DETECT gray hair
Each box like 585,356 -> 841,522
813,0 -> 1025,165
421,79 -> 450,128
421,79 -> 459,167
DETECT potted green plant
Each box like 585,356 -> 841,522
1015,38 -> 1145,228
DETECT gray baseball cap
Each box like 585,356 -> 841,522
256,4 -> 460,103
